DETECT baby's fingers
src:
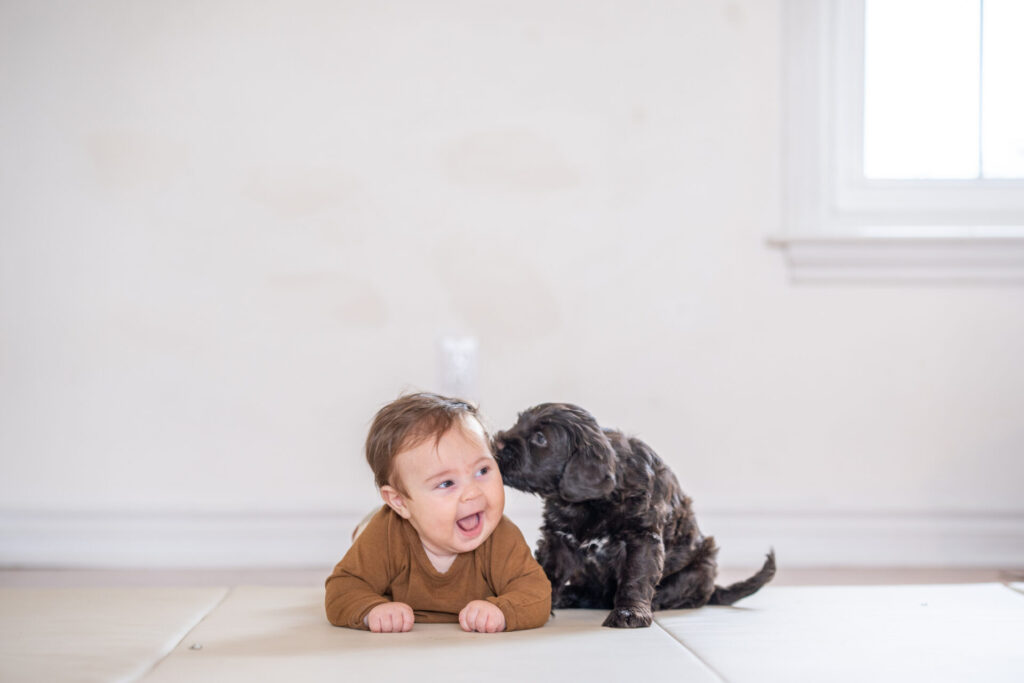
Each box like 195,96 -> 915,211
366,603 -> 414,633
483,609 -> 505,633
367,613 -> 382,632
370,613 -> 391,633
458,604 -> 479,632
485,612 -> 501,632
458,601 -> 505,633
401,606 -> 414,632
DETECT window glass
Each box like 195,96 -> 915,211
863,0 -> 980,180
982,0 -> 1024,178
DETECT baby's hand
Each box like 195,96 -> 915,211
364,602 -> 414,633
458,600 -> 506,633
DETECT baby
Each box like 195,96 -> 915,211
325,392 -> 551,633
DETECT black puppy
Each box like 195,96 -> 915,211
493,403 -> 775,628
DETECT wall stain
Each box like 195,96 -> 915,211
442,129 -> 580,192
244,167 -> 360,217
87,130 -> 189,188
432,234 -> 561,348
267,271 -> 388,329
724,2 -> 745,27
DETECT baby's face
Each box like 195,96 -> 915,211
390,417 -> 505,559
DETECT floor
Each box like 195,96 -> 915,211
3,566 -> 1023,682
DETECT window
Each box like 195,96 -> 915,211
864,0 -> 1024,180
776,0 -> 1024,281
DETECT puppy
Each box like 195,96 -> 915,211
493,403 -> 775,628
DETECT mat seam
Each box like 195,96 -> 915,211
652,618 -> 728,683
127,586 -> 233,683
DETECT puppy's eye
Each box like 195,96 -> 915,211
530,431 -> 547,448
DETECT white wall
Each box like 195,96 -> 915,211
2,0 -> 1023,569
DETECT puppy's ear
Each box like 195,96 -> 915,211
560,428 -> 617,502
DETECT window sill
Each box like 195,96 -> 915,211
767,231 -> 1024,283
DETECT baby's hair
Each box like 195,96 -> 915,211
365,392 -> 491,493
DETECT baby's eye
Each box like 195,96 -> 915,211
476,466 -> 490,477
437,480 -> 455,489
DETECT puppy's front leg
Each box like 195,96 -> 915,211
535,530 -> 579,608
603,532 -> 664,628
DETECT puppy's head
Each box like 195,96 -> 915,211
493,403 -> 617,503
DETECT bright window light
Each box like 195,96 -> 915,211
982,0 -> 1024,178
863,0 -> 980,180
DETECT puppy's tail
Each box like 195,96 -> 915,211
707,549 -> 776,606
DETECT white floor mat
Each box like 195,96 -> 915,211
0,587 -> 227,683
141,586 -> 720,682
3,583 -> 1021,682
654,583 -> 1024,682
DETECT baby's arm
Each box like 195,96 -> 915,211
325,509 -> 410,631
484,519 -> 553,631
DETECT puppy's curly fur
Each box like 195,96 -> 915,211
494,403 -> 775,628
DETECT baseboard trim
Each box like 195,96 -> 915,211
699,511 -> 1024,569
1,509 -> 1022,569
0,511 -> 361,570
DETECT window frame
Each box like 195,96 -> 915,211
775,0 -> 1024,282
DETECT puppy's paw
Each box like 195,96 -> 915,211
602,604 -> 653,628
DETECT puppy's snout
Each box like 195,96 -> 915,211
491,432 -> 516,469
492,430 -> 511,455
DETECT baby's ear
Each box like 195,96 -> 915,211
380,485 -> 411,519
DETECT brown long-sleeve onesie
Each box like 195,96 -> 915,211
325,506 -> 551,631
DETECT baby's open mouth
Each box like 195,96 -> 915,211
457,512 -> 482,533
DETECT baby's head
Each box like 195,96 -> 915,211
366,392 -> 505,558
